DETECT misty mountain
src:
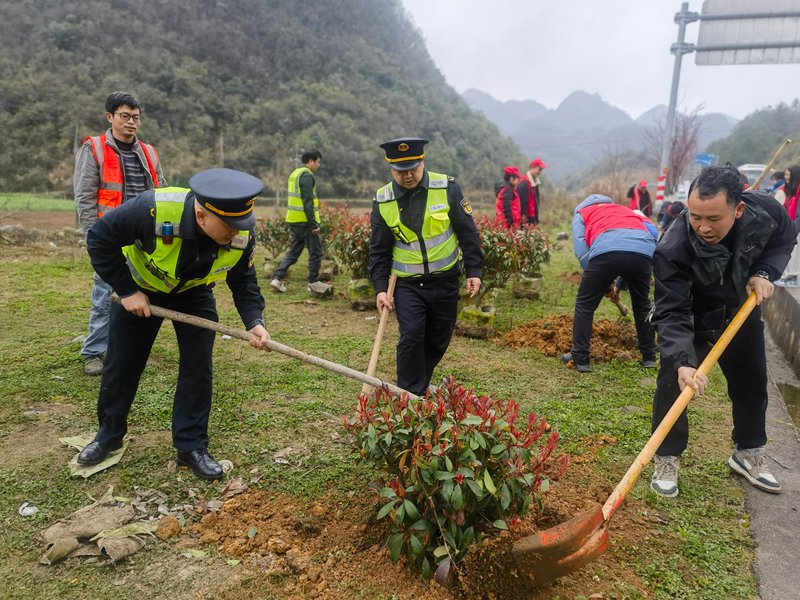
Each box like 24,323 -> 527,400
0,0 -> 525,196
463,90 -> 737,181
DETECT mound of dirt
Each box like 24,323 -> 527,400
171,454 -> 654,599
501,314 -> 640,363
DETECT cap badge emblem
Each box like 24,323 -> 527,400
398,143 -> 409,152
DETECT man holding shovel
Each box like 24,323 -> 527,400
78,168 -> 270,480
369,137 -> 482,396
650,165 -> 796,497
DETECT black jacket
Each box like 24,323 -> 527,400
368,171 -> 483,294
652,190 -> 796,368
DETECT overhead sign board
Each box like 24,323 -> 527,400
696,0 -> 800,65
695,153 -> 716,166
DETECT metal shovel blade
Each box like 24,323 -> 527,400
511,504 -> 608,585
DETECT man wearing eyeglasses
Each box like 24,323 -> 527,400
74,91 -> 167,376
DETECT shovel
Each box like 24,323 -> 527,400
361,274 -> 397,395
511,292 -> 757,585
111,297 -> 419,401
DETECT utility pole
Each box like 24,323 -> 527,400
660,2 -> 699,195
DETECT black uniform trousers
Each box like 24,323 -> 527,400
394,276 -> 460,396
273,223 -> 323,283
95,286 -> 217,452
652,307 -> 768,456
571,251 -> 656,366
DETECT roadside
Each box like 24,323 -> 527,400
757,330 -> 800,600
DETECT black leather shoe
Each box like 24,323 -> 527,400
77,439 -> 121,466
177,448 -> 223,480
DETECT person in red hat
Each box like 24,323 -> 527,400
517,158 -> 547,225
495,166 -> 522,229
627,180 -> 652,217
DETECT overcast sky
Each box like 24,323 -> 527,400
399,0 -> 800,120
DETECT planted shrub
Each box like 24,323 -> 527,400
343,378 -> 568,579
326,209 -> 371,279
253,217 -> 290,260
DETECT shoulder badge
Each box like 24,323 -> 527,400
460,198 -> 473,215
248,250 -> 256,268
448,175 -> 455,182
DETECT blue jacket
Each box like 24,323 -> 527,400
572,194 -> 658,269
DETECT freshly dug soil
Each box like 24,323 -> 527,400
502,314 -> 641,363
174,456 -> 656,599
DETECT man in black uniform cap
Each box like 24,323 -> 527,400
368,138 -> 483,396
78,168 -> 270,479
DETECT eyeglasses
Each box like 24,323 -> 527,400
115,112 -> 141,123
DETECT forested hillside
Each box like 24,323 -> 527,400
707,100 -> 800,168
0,0 -> 525,197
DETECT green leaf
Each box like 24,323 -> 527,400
466,479 -> 485,499
442,479 -> 454,501
226,559 -> 241,566
500,484 -> 511,510
247,526 -> 258,538
439,422 -> 454,434
493,519 -> 508,530
490,443 -> 506,456
445,455 -> 454,472
403,500 -> 420,522
383,431 -> 392,446
483,470 -> 497,494
476,434 -> 487,449
539,479 -> 550,493
377,500 -> 396,520
433,545 -> 450,558
396,503 -> 406,524
380,487 -> 397,498
436,470 -> 456,480
461,415 -> 483,426
421,556 -> 432,579
469,436 -> 479,450
387,533 -> 404,562
410,519 -> 429,531
409,533 -> 424,555
451,484 -> 464,510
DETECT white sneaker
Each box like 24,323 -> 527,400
728,446 -> 781,493
307,281 -> 332,295
651,455 -> 680,498
270,278 -> 287,293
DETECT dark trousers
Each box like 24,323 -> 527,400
652,308 -> 768,456
394,277 -> 459,396
273,223 -> 323,283
571,251 -> 656,365
95,287 -> 217,452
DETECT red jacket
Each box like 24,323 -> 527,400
495,185 -> 521,228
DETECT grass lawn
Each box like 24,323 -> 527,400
0,216 -> 758,599
0,193 -> 75,212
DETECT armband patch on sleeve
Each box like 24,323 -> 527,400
460,198 -> 473,215
248,250 -> 256,268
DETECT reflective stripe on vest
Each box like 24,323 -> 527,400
86,133 -> 161,217
122,188 -> 248,293
375,172 -> 459,277
286,167 -> 320,224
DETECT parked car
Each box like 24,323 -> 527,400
738,164 -> 771,187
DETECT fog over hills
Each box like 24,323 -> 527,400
463,89 -> 738,181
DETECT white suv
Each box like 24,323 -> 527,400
738,164 -> 770,186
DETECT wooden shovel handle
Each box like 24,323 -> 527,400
361,274 -> 397,394
602,292 -> 757,520
111,296 -> 418,400
751,138 -> 791,191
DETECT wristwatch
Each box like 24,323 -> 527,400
752,270 -> 770,281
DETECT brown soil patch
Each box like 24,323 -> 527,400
502,314 -> 641,363
0,210 -> 77,232
171,455 -> 657,599
557,270 -> 583,285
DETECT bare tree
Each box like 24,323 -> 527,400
643,105 -> 704,193
581,147 -> 635,202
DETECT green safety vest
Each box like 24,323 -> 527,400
376,172 -> 460,277
286,166 -> 320,224
122,187 -> 250,293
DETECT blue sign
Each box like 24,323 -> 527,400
695,153 -> 716,166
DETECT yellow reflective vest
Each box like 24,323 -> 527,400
286,166 -> 320,224
122,187 -> 249,293
376,172 -> 460,277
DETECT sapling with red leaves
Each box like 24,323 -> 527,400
343,378 -> 569,579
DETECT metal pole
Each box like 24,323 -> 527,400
659,2 -> 699,194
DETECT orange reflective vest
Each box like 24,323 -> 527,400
84,133 -> 161,217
